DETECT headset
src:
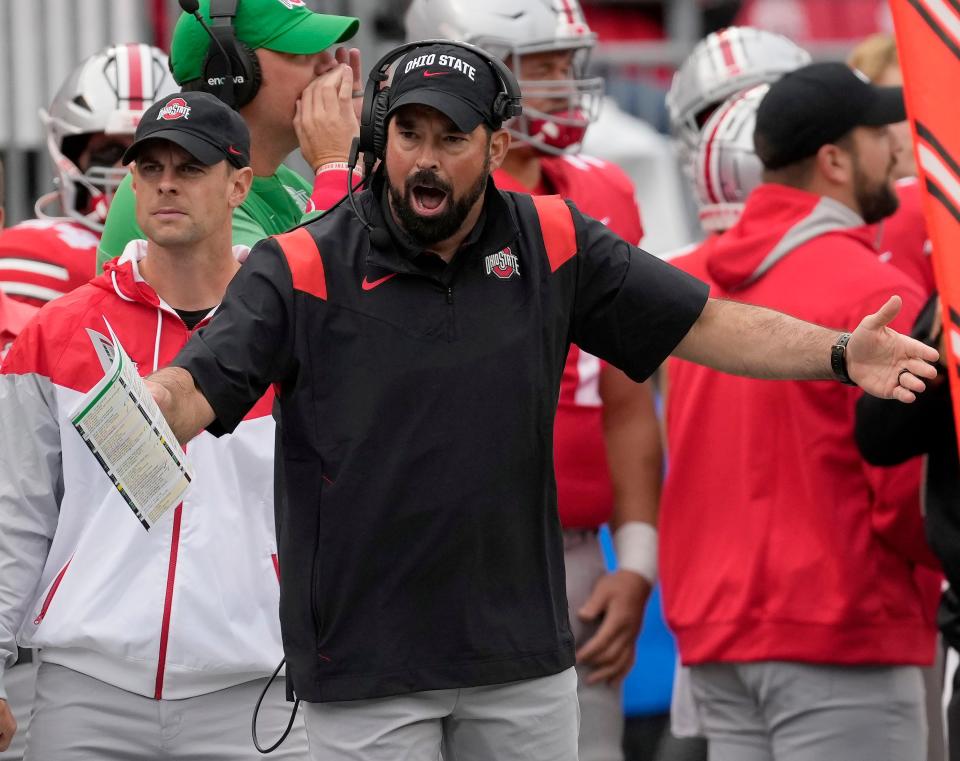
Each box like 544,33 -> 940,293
178,0 -> 262,109
340,38 -> 523,246
355,38 -> 523,177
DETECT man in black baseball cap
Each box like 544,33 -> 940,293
377,42 -> 515,250
125,91 -> 253,257
754,61 -> 906,223
385,43 -> 507,134
123,91 -> 251,170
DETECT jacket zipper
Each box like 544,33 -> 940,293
446,286 -> 455,341
154,499 -> 184,699
33,557 -> 73,625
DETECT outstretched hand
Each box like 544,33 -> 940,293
847,296 -> 940,402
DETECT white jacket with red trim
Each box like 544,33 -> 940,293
0,240 -> 281,701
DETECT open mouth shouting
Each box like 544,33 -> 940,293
409,180 -> 450,218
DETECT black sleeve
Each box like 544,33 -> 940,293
171,239 -> 297,436
854,292 -> 953,464
569,207 -> 710,381
855,376 -> 952,465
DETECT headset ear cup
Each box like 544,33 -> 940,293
372,88 -> 391,159
231,40 -> 262,108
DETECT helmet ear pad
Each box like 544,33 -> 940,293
371,87 -> 391,159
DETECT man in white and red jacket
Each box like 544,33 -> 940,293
0,92 -> 307,759
661,63 -> 940,760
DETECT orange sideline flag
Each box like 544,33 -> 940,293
892,0 -> 960,447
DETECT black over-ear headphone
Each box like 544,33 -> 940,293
179,0 -> 262,109
356,39 -> 523,176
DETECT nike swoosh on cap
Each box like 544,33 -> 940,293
423,71 -> 451,77
227,146 -> 243,155
361,273 -> 398,291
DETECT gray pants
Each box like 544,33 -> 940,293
302,666 -> 579,760
689,661 -> 926,761
24,662 -> 308,760
0,657 -> 38,761
564,529 -> 626,761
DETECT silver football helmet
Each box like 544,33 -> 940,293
694,83 -> 768,232
37,43 -> 178,231
405,0 -> 604,155
667,27 -> 810,177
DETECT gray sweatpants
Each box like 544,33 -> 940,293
689,661 -> 926,761
24,662 -> 308,760
0,657 -> 37,761
302,667 -> 580,761
564,529 -> 626,761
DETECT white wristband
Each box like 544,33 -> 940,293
613,522 -> 658,585
315,161 -> 362,177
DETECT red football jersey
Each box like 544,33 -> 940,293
0,219 -> 100,307
0,289 -> 37,361
494,155 -> 644,528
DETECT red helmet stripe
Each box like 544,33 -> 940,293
559,0 -> 577,25
126,43 -> 145,109
700,92 -> 745,205
716,29 -> 741,76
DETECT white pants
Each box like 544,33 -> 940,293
302,667 -> 580,761
24,662 -> 308,760
0,656 -> 37,761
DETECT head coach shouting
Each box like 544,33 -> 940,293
144,41 -> 938,761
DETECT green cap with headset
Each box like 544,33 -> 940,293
170,0 -> 359,85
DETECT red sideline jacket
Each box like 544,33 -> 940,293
662,183 -> 938,667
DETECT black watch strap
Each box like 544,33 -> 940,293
830,332 -> 857,386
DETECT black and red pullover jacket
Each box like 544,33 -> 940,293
174,175 -> 708,703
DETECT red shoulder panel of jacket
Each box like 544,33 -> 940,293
273,227 -> 326,300
531,195 -> 577,273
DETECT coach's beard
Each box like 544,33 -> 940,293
388,160 -> 489,247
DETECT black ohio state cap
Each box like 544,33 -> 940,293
754,62 -> 907,170
122,91 -> 250,169
386,44 -> 503,133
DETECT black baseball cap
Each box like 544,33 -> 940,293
385,43 -> 503,133
754,62 -> 907,170
122,91 -> 250,169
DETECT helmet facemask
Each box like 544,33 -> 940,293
489,36 -> 603,156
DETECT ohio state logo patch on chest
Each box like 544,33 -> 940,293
484,247 -> 520,280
